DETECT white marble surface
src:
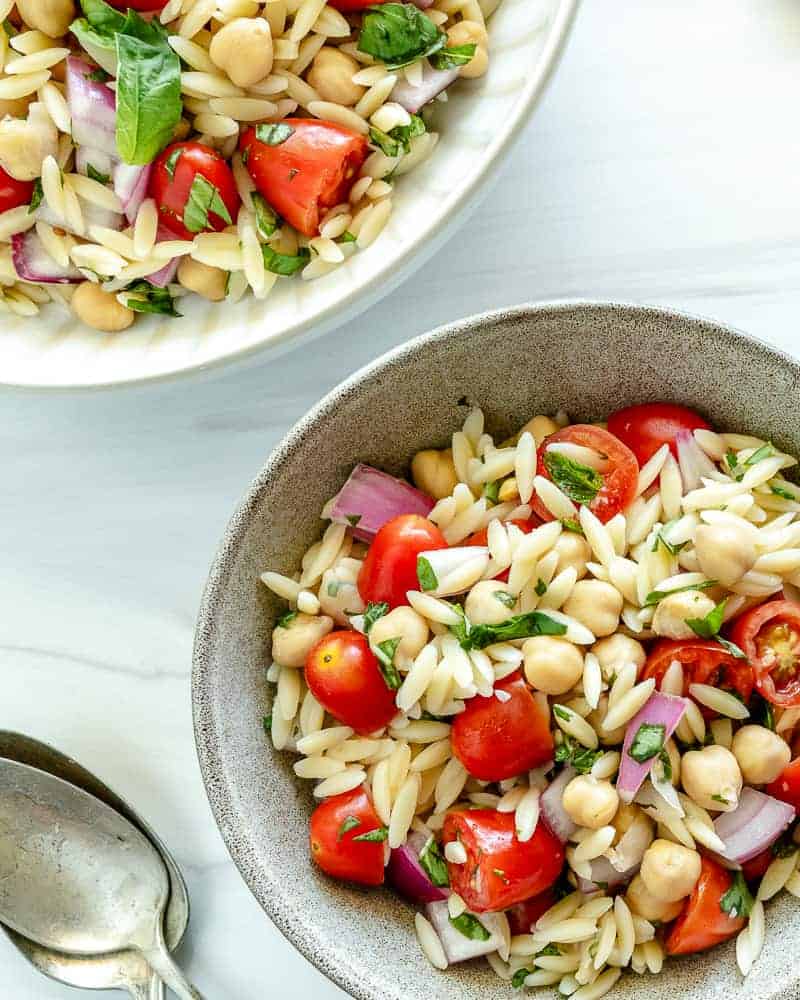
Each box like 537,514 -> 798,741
3,0 -> 800,996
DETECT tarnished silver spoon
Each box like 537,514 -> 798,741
0,730 -> 189,999
0,757 -> 204,1000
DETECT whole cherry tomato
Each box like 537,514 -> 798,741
531,425 -> 638,524
0,166 -> 34,214
506,889 -> 557,935
309,786 -> 385,886
730,599 -> 800,706
665,857 -> 746,955
766,757 -> 800,812
241,119 -> 369,237
607,402 -> 711,465
442,809 -> 564,912
357,514 -> 448,609
149,141 -> 240,241
642,639 -> 753,715
451,671 -> 554,781
305,630 -> 397,735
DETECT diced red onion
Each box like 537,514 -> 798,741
577,855 -> 638,895
11,230 -> 82,284
66,56 -> 118,159
387,831 -> 448,905
75,146 -> 115,181
146,257 -> 179,288
713,787 -> 795,865
425,900 -> 505,964
617,692 -> 687,804
676,430 -> 718,492
540,767 -> 576,843
391,64 -> 459,114
323,464 -> 434,542
114,162 -> 152,224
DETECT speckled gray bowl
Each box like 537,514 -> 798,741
193,302 -> 800,1000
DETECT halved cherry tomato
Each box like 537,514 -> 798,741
241,119 -> 369,237
357,514 -> 448,609
0,166 -> 33,214
305,630 -> 397,735
766,757 -> 800,812
309,786 -> 385,886
451,671 -> 554,781
730,600 -> 800,707
607,402 -> 711,465
531,425 -> 638,524
149,141 -> 240,241
442,809 -> 564,912
665,857 -> 746,955
465,518 -> 538,582
741,849 -> 773,883
506,889 -> 557,935
642,639 -> 754,715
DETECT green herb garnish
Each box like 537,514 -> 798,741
374,637 -> 402,689
255,122 -> 295,145
182,173 -> 233,233
357,3 -> 445,69
416,555 -> 438,592
495,590 -> 516,608
337,816 -> 361,840
644,580 -> 717,607
628,722 -> 666,763
449,912 -> 490,941
453,610 -> 567,651
686,598 -> 747,658
720,871 -> 754,919
430,43 -> 476,70
252,192 -> 280,239
542,451 -> 603,505
353,826 -> 388,842
262,244 -> 310,276
276,610 -> 298,629
86,163 -> 111,185
484,480 -> 500,504
124,279 -> 181,317
28,178 -> 43,214
554,735 -> 602,773
363,601 -> 389,633
535,578 -> 548,597
561,518 -> 584,534
745,443 -> 775,466
164,146 -> 182,178
419,838 -> 449,887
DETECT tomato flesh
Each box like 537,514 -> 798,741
607,402 -> 711,465
451,671 -> 554,781
642,639 -> 753,715
531,425 -> 638,524
730,600 -> 800,706
357,514 -> 448,609
149,141 -> 240,241
241,119 -> 369,237
506,889 -> 557,935
766,757 -> 800,812
309,787 -> 385,886
0,166 -> 33,214
443,809 -> 564,912
665,857 -> 746,955
305,630 -> 397,735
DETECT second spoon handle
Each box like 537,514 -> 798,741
149,971 -> 166,1000
139,919 -> 204,1000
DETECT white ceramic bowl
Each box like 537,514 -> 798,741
1,0 -> 575,390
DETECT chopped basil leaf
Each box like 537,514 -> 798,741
357,3 -> 445,70
346,514 -> 361,526
183,173 -> 233,233
495,590 -> 516,608
262,244 -> 310,276
717,636 -> 747,659
484,480 -> 500,504
252,192 -> 280,239
417,555 -> 438,591
124,279 -> 181,317
535,578 -> 548,597
720,871 -> 754,919
725,450 -> 744,481
745,443 -> 775,466
374,637 -> 402,689
276,610 -> 298,629
86,163 -> 111,185
542,451 -> 603,505
658,747 -> 673,782
448,604 -> 471,646
419,838 -> 449,887
554,735 -> 602,773
430,42 -> 476,70
772,483 -> 798,501
755,695 -> 775,731
561,518 -> 584,534
363,601 -> 389,633
337,815 -> 361,841
369,113 -> 426,158
652,522 -> 688,556
262,713 -> 272,732
28,178 -> 43,214
537,944 -> 561,957
553,705 -> 571,722
339,230 -> 357,243
511,968 -> 532,988
353,825 -> 389,842
86,66 -> 110,82
2,18 -> 17,36
454,610 -> 567,650
255,122 -> 295,145
644,580 -> 716,607
711,792 -> 730,805
326,580 -> 340,597
164,146 -> 182,179
771,832 -> 797,858
368,125 -> 404,158
686,598 -> 727,639
449,912 -> 490,941
628,722 -> 666,763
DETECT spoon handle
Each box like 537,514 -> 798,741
138,920 -> 204,1000
149,971 -> 166,1000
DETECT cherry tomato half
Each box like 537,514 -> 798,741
442,809 -> 564,912
451,671 -> 554,781
730,599 -> 800,707
741,849 -> 773,883
642,639 -> 753,715
241,119 -> 369,237
106,0 -> 167,8
607,402 -> 711,465
465,518 -> 538,582
532,425 -> 639,524
665,857 -> 746,955
766,757 -> 800,812
357,514 -> 448,609
506,889 -> 557,935
305,630 -> 397,735
0,166 -> 33,215
309,786 -> 385,886
149,141 -> 240,241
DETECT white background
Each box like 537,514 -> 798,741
3,1 -> 800,996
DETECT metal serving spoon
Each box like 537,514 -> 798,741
0,730 -> 189,999
0,757 -> 204,1000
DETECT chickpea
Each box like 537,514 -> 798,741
466,580 -> 518,626
369,606 -> 428,664
209,18 -> 273,89
562,775 -> 619,830
681,745 -> 743,812
307,47 -> 365,107
553,532 -> 591,581
16,0 -> 76,38
694,522 -> 757,588
178,258 -> 228,302
411,448 -> 458,500
626,874 -> 683,923
732,725 -> 791,785
521,414 -> 560,446
0,116 -> 58,182
523,635 -> 584,695
652,590 -> 717,640
563,580 -> 623,637
640,839 -> 701,903
446,21 -> 489,80
272,612 -> 333,668
71,282 -> 135,333
319,561 -> 365,626
591,634 -> 646,680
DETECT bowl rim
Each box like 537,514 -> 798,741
192,299 -> 800,1000
5,0 -> 577,394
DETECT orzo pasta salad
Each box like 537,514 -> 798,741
0,0 -> 495,331
261,400 -> 800,998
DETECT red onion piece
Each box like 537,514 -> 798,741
146,257 -> 179,288
66,56 -> 118,159
11,230 -> 82,284
425,900 -> 506,964
540,767 -> 576,843
114,162 -> 153,224
617,692 -> 687,804
75,146 -> 115,181
324,464 -> 434,542
577,856 -> 638,895
713,787 -> 795,865
391,64 -> 459,114
387,831 -> 448,905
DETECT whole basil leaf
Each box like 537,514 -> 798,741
357,3 -> 445,70
115,32 -> 181,165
